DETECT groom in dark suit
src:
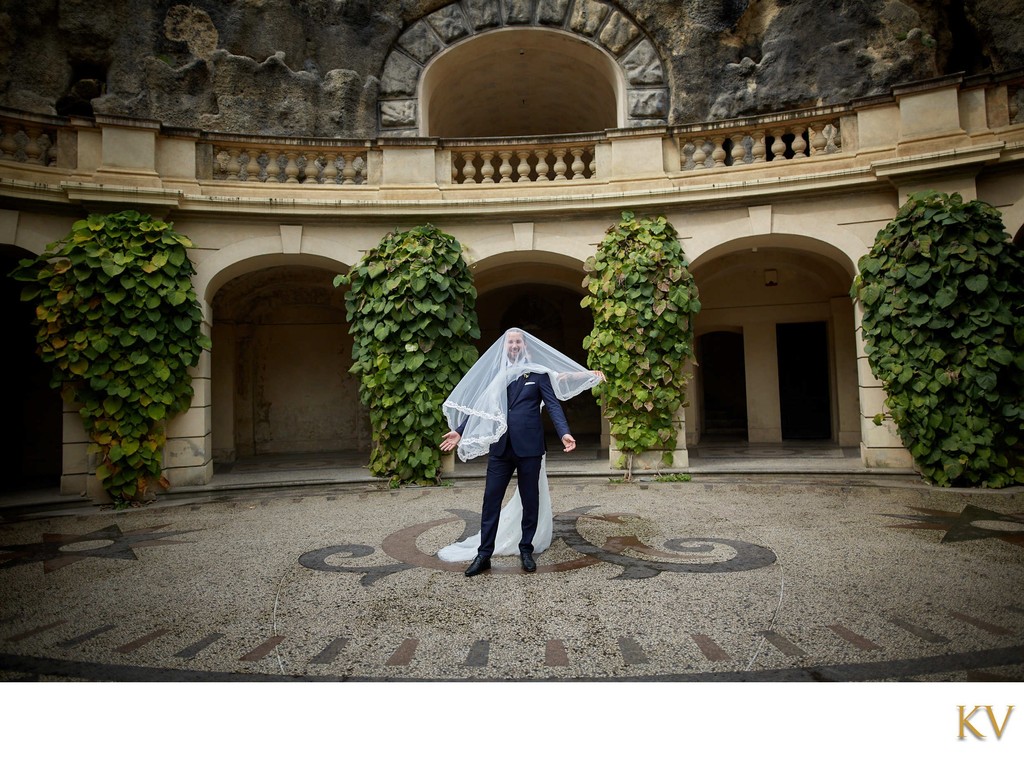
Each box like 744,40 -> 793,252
440,330 -> 576,576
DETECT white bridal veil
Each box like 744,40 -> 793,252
442,328 -> 602,462
437,328 -> 602,562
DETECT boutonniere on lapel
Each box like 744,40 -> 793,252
523,372 -> 530,379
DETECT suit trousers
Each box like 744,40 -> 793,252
477,449 -> 543,557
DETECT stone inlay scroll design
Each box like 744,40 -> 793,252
378,0 -> 669,135
299,505 -> 777,585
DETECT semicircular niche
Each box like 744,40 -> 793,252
378,0 -> 668,137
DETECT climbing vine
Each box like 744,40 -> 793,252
851,190 -> 1024,487
582,211 -> 701,478
10,210 -> 211,505
335,224 -> 479,486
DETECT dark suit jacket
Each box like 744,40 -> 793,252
457,372 -> 571,458
491,373 -> 570,457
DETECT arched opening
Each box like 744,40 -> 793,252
690,244 -> 859,448
472,256 -> 603,456
422,28 -> 622,137
210,265 -> 368,466
1,244 -> 62,492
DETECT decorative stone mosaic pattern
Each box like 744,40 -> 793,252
1,477 -> 1022,682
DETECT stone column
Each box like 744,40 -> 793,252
830,297 -> 862,447
853,303 -> 913,468
608,407 -> 689,471
743,322 -> 781,443
164,338 -> 214,487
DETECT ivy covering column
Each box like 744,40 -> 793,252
582,211 -> 701,479
851,191 -> 1024,488
336,224 -> 479,486
10,210 -> 210,505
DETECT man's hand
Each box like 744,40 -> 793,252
439,431 -> 461,452
561,434 -> 576,453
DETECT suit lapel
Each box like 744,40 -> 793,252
507,374 -> 527,406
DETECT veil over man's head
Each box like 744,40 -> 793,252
443,327 -> 601,461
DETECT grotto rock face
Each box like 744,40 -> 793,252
0,0 -> 1021,137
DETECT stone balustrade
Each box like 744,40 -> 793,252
447,139 -> 598,184
209,139 -> 369,184
0,114 -> 59,166
676,113 -> 844,171
0,71 -> 1021,200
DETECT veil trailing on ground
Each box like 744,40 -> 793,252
442,328 -> 602,462
438,328 -> 601,562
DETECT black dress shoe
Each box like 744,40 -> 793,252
465,555 -> 491,577
520,550 -> 537,572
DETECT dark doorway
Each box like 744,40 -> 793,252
699,331 -> 748,438
2,248 -> 63,490
776,321 -> 831,439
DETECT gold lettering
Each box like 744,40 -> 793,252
985,705 -> 1014,740
959,706 -> 985,739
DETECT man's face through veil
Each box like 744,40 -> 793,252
504,331 -> 526,363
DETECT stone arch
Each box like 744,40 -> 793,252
378,0 -> 668,137
210,263 -> 366,462
199,237 -> 364,464
686,240 -> 861,448
689,232 -> 861,280
471,249 -> 603,444
195,231 -> 355,315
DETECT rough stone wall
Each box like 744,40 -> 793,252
0,0 -> 1021,137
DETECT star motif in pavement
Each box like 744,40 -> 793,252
0,524 -> 198,573
882,504 -> 1024,546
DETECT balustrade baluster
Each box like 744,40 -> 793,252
26,129 -> 47,165
711,137 -> 727,168
461,151 -> 478,184
808,123 -> 827,156
552,148 -> 568,181
750,131 -> 766,163
245,150 -> 261,181
570,147 -> 585,179
791,128 -> 808,159
516,150 -> 532,182
321,153 -> 337,183
534,149 -> 550,181
284,152 -> 301,182
768,129 -> 788,161
729,133 -> 747,166
265,151 -> 282,181
680,141 -> 694,170
225,148 -> 242,180
302,152 -> 319,183
342,153 -> 358,184
480,151 -> 495,183
498,151 -> 514,182
692,141 -> 707,169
